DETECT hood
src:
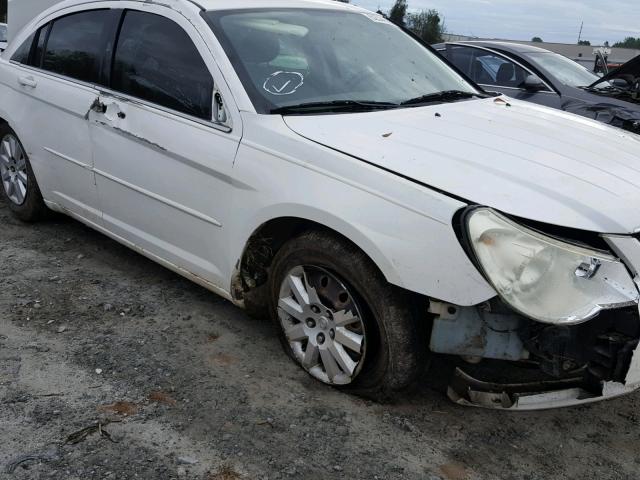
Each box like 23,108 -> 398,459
284,97 -> 640,234
590,54 -> 640,89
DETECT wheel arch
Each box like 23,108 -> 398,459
230,209 -> 404,310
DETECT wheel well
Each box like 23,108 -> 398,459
235,217 -> 387,314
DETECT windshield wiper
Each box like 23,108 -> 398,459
271,100 -> 399,115
401,90 -> 485,106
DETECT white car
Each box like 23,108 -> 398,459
0,23 -> 7,51
2,0 -> 640,410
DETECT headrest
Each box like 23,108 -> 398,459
235,29 -> 280,64
496,63 -> 515,84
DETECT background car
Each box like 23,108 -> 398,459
434,41 -> 640,134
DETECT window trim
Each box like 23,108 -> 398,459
8,6 -> 232,134
441,43 -> 556,94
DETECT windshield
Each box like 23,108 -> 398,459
525,52 -> 603,87
204,9 -> 478,113
0,25 -> 6,43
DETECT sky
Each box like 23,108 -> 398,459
352,0 -> 640,45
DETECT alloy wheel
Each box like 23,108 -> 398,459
277,265 -> 367,385
0,134 -> 28,206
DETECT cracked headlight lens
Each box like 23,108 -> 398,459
467,208 -> 638,325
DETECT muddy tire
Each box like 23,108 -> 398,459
0,124 -> 48,222
269,229 -> 429,400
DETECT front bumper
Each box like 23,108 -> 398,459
448,350 -> 640,410
439,234 -> 640,410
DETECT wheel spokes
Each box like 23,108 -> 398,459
302,343 -> 319,368
2,139 -> 12,159
334,310 -> 360,327
285,322 -> 307,342
278,296 -> 304,321
287,273 -> 310,307
13,181 -> 25,204
0,166 -> 10,182
0,153 -> 10,169
334,327 -> 363,353
319,347 -> 341,382
328,342 -> 357,376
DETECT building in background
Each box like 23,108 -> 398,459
0,0 -> 6,22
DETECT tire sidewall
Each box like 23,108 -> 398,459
269,230 -> 425,394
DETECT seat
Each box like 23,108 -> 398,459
496,63 -> 516,86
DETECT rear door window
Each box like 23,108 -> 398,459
10,32 -> 36,64
42,9 -> 111,83
111,10 -> 214,120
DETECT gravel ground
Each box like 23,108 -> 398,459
2,196 -> 640,480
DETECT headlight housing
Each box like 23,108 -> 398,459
466,208 -> 638,325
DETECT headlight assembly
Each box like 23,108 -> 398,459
466,208 -> 638,325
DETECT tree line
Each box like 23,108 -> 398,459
335,0 -> 445,44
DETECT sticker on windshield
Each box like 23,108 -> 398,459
263,71 -> 304,96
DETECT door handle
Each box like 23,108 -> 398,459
18,76 -> 37,88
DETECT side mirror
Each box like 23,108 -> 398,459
522,74 -> 546,92
610,78 -> 629,89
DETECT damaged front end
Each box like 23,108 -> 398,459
572,54 -> 640,134
435,208 -> 640,409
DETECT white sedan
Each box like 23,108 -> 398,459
0,23 -> 7,51
2,0 -> 640,410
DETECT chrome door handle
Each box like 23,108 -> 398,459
18,76 -> 37,88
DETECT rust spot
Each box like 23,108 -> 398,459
211,353 -> 236,366
148,391 -> 177,406
207,465 -> 241,480
439,463 -> 471,480
97,401 -> 139,416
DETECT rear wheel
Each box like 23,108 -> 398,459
0,125 -> 47,222
269,230 -> 428,399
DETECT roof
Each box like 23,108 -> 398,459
193,0 -> 365,12
445,41 -> 553,54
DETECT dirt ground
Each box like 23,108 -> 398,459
1,196 -> 640,480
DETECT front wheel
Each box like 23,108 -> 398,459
269,230 -> 428,399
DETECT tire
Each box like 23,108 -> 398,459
0,124 -> 48,222
269,229 -> 429,400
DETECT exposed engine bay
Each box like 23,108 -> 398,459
567,54 -> 640,134
429,300 -> 640,410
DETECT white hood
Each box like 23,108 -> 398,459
284,97 -> 640,234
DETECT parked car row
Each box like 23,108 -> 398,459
2,0 -> 640,411
434,41 -> 640,134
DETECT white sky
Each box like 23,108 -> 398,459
352,0 -> 640,45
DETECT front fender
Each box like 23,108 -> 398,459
227,115 -> 496,306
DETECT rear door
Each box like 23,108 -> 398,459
8,8 -> 118,223
88,6 -> 242,288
